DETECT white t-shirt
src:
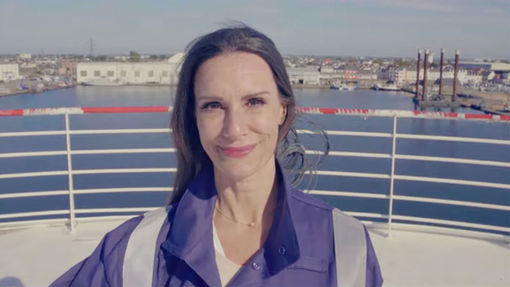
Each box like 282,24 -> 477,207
213,224 -> 242,286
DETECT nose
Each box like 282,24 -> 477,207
221,107 -> 246,141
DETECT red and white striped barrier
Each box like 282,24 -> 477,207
0,106 -> 509,122
0,106 -> 173,117
297,107 -> 510,121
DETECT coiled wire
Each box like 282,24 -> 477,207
277,116 -> 330,192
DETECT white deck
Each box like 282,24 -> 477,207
0,220 -> 509,287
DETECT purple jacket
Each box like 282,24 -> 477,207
51,163 -> 383,287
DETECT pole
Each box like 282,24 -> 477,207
415,50 -> 421,100
388,114 -> 398,237
89,38 -> 94,58
422,49 -> 429,101
65,113 -> 76,232
439,48 -> 444,96
453,50 -> 460,103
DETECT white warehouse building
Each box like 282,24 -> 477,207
389,68 -> 483,85
77,53 -> 184,85
287,67 -> 321,85
0,64 -> 20,82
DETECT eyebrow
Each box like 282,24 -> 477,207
242,91 -> 270,99
196,91 -> 270,101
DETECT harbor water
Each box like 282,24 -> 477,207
0,86 -> 509,234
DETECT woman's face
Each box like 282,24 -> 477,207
194,52 -> 286,182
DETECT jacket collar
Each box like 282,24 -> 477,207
161,159 -> 300,282
264,160 -> 300,274
161,164 -> 221,286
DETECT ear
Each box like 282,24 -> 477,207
279,103 -> 287,126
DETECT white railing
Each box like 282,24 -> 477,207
0,106 -> 509,238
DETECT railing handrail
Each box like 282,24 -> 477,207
1,106 -> 509,238
1,106 -> 509,122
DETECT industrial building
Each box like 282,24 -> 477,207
287,67 -> 321,85
387,68 -> 483,85
77,53 -> 184,85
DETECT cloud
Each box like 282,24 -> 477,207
317,0 -> 510,15
379,0 -> 457,12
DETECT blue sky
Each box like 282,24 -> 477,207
1,0 -> 509,59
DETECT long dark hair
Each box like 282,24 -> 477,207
169,24 -> 297,203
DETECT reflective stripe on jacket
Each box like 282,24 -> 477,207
124,206 -> 368,287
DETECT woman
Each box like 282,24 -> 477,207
51,25 -> 383,287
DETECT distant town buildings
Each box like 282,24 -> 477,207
59,60 -> 78,76
0,63 -> 20,81
287,65 -> 367,86
320,67 -> 360,84
17,53 -> 32,60
0,51 -> 508,95
385,68 -> 479,85
383,61 -> 510,86
281,55 -> 510,94
459,61 -> 510,72
77,53 -> 184,85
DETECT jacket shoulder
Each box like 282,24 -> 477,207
102,215 -> 145,255
50,215 -> 144,287
290,187 -> 334,212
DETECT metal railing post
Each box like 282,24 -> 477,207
64,113 -> 76,232
388,114 -> 398,237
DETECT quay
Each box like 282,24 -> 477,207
0,78 -> 75,97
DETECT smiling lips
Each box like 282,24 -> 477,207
219,144 -> 256,158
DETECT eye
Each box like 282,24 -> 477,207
200,101 -> 222,110
247,97 -> 265,107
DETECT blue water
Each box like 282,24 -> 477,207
0,86 -> 509,234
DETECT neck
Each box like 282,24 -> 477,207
214,158 -> 278,226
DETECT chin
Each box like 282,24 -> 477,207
212,155 -> 274,183
214,162 -> 258,182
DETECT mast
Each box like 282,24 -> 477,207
416,49 -> 421,100
452,49 -> 460,103
439,48 -> 444,96
422,49 -> 429,101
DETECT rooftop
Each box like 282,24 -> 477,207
1,220 -> 509,287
